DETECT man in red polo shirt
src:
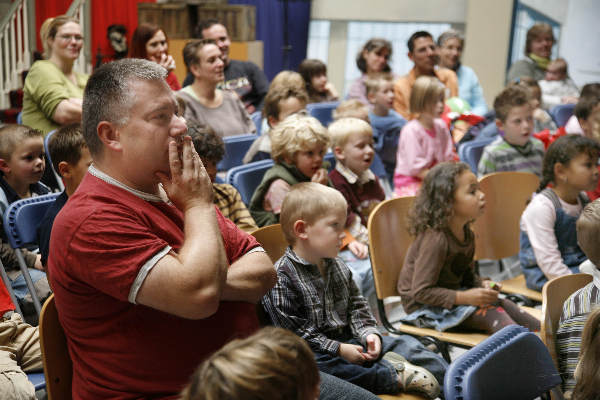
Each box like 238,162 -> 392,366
47,58 -> 276,399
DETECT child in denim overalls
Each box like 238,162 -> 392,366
520,135 -> 600,291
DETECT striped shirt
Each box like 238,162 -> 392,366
556,281 -> 600,392
477,136 -> 545,178
262,247 -> 379,355
213,183 -> 258,233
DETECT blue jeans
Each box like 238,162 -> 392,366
315,335 -> 448,394
10,269 -> 47,300
319,372 -> 380,400
339,250 -> 375,302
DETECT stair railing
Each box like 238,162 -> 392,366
0,0 -> 29,110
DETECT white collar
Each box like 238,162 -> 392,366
335,162 -> 375,185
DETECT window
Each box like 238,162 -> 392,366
306,20 -> 331,64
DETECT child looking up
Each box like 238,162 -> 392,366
556,199 -> 600,395
243,79 -> 308,163
181,326 -> 320,400
478,85 -> 545,178
249,114 -> 329,227
329,117 -> 384,304
366,75 -> 407,184
262,182 -> 446,398
188,121 -> 258,232
0,124 -> 50,312
398,162 -> 540,333
539,58 -> 579,110
394,76 -> 456,196
37,123 -> 92,267
520,135 -> 600,291
298,59 -> 339,103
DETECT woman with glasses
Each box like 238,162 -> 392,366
22,15 -> 88,134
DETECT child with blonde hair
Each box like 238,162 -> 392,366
520,135 -> 600,291
249,114 -> 329,227
333,99 -> 370,122
263,183 -> 446,398
398,162 -> 540,333
394,76 -> 456,196
181,327 -> 320,400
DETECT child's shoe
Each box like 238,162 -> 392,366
382,352 -> 440,399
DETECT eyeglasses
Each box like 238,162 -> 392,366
57,34 -> 84,42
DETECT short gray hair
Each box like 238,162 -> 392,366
82,58 -> 168,157
437,29 -> 464,48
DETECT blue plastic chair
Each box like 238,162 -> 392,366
16,111 -> 23,124
217,134 -> 257,171
306,101 -> 339,127
550,103 -> 576,127
444,325 -> 564,400
250,111 -> 262,135
458,136 -> 495,173
43,130 -> 65,191
226,159 -> 274,205
27,372 -> 46,391
3,193 -> 59,315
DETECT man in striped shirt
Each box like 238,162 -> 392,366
556,199 -> 600,394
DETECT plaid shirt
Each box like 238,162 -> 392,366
262,247 -> 379,355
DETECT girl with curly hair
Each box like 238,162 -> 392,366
396,162 -> 540,333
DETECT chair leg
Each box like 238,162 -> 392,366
15,250 -> 42,315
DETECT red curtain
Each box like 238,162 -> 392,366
35,0 -> 156,66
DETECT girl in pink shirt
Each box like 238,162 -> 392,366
394,76 -> 456,196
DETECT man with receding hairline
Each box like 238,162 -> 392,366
48,58 -> 276,399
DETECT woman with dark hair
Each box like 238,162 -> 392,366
22,15 -> 88,134
130,23 -> 181,90
176,39 -> 255,137
507,23 -> 555,82
347,38 -> 393,107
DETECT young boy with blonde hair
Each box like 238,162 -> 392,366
556,199 -> 600,395
37,123 -> 92,267
262,182 -> 446,398
181,326 -> 320,400
477,85 -> 545,178
333,99 -> 370,122
328,118 -> 384,301
249,114 -> 329,227
0,124 -> 50,312
366,75 -> 406,184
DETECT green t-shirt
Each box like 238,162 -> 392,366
22,60 -> 88,134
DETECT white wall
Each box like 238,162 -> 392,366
559,0 -> 600,86
519,0 -> 570,24
311,0 -> 467,23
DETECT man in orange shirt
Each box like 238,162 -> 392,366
393,31 -> 458,119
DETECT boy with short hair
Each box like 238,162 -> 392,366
262,182 -> 447,398
556,199 -> 600,395
0,124 -> 50,311
333,99 -> 370,122
188,121 -> 258,232
366,75 -> 407,184
37,123 -> 92,267
538,58 -> 579,110
477,85 -> 545,178
243,80 -> 309,163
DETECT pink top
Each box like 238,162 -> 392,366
565,115 -> 583,135
394,118 -> 456,185
519,191 -> 584,279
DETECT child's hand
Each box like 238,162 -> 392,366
456,288 -> 498,307
311,168 -> 328,185
348,240 -> 368,259
363,334 -> 381,361
34,254 -> 44,271
339,343 -> 367,364
483,280 -> 502,291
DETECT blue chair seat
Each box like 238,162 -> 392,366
217,134 -> 257,171
549,103 -> 575,127
226,159 -> 274,205
306,101 -> 339,127
27,372 -> 46,391
458,136 -> 496,173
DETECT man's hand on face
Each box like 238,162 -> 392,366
156,136 -> 214,212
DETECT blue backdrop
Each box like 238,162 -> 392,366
229,0 -> 311,81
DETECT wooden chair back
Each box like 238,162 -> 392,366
251,224 -> 288,264
39,294 -> 72,400
473,172 -> 539,260
368,196 -> 415,300
541,273 -> 592,368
